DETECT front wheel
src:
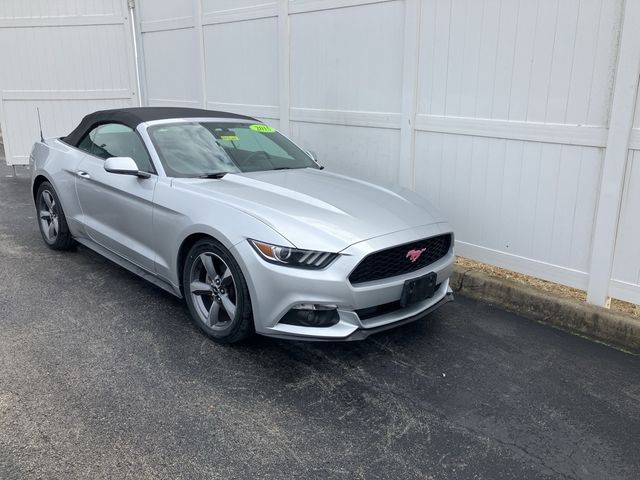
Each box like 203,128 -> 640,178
183,239 -> 254,343
36,182 -> 75,250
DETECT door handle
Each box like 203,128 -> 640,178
76,170 -> 91,179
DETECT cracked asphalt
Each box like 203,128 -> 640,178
1,148 -> 639,479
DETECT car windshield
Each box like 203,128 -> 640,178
147,121 -> 318,177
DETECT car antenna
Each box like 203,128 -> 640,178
36,107 -> 44,141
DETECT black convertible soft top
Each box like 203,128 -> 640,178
62,107 -> 258,146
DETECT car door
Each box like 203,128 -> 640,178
74,123 -> 158,272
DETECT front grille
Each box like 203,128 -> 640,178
349,234 -> 452,284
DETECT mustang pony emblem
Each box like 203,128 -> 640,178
406,248 -> 427,263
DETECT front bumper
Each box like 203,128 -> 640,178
263,291 -> 454,341
231,222 -> 455,341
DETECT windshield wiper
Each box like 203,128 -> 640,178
272,166 -> 300,170
199,171 -> 229,179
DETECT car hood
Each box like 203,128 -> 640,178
172,168 -> 445,252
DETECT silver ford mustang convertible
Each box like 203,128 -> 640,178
30,107 -> 454,343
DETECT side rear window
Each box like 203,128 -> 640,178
78,123 -> 154,173
77,129 -> 97,154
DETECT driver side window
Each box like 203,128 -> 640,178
77,123 -> 154,173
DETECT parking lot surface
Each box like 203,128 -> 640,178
1,153 -> 639,479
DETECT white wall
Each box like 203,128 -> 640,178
0,0 -> 137,166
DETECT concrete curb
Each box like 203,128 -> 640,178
451,266 -> 640,354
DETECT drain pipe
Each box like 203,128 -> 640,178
128,0 -> 144,107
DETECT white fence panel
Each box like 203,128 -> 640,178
413,134 -> 602,289
413,0 -> 623,291
138,0 -> 281,127
138,0 -> 201,107
289,0 -> 404,183
0,0 -> 138,165
203,9 -> 279,122
610,150 -> 640,303
610,86 -> 640,304
138,0 -> 640,304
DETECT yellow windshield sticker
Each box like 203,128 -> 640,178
220,135 -> 239,141
249,124 -> 275,133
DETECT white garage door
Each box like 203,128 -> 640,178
0,0 -> 139,166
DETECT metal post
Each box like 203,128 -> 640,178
127,0 -> 143,107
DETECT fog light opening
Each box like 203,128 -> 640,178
280,304 -> 340,327
291,303 -> 338,311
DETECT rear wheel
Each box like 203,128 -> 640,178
36,182 -> 75,250
183,238 -> 254,343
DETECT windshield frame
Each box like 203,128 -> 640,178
141,118 -> 320,178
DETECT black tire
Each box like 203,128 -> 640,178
36,181 -> 75,250
183,238 -> 254,343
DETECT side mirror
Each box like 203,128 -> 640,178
104,157 -> 150,178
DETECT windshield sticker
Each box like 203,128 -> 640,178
220,135 -> 239,141
249,124 -> 275,133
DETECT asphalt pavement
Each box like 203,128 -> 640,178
1,150 -> 639,479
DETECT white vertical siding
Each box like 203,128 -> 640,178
142,28 -> 203,107
0,0 -> 136,165
290,1 -> 404,113
138,0 -> 280,120
288,0 -> 404,183
414,133 -> 602,288
0,0 -> 122,18
417,0 -> 622,125
417,0 -> 632,298
138,1 -> 200,107
138,0 -> 195,23
203,17 -> 279,114
412,0 -> 623,290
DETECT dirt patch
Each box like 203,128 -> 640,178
455,256 -> 640,318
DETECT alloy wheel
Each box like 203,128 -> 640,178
189,252 -> 238,330
38,190 -> 59,243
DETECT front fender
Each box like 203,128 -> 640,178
151,179 -> 292,289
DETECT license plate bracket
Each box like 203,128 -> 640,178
400,272 -> 437,307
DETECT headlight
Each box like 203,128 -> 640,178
249,239 -> 338,269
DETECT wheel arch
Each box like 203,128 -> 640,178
177,233 -> 208,294
173,216 -> 288,294
176,232 -> 236,296
176,231 -> 258,330
32,174 -> 70,217
32,174 -> 51,204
